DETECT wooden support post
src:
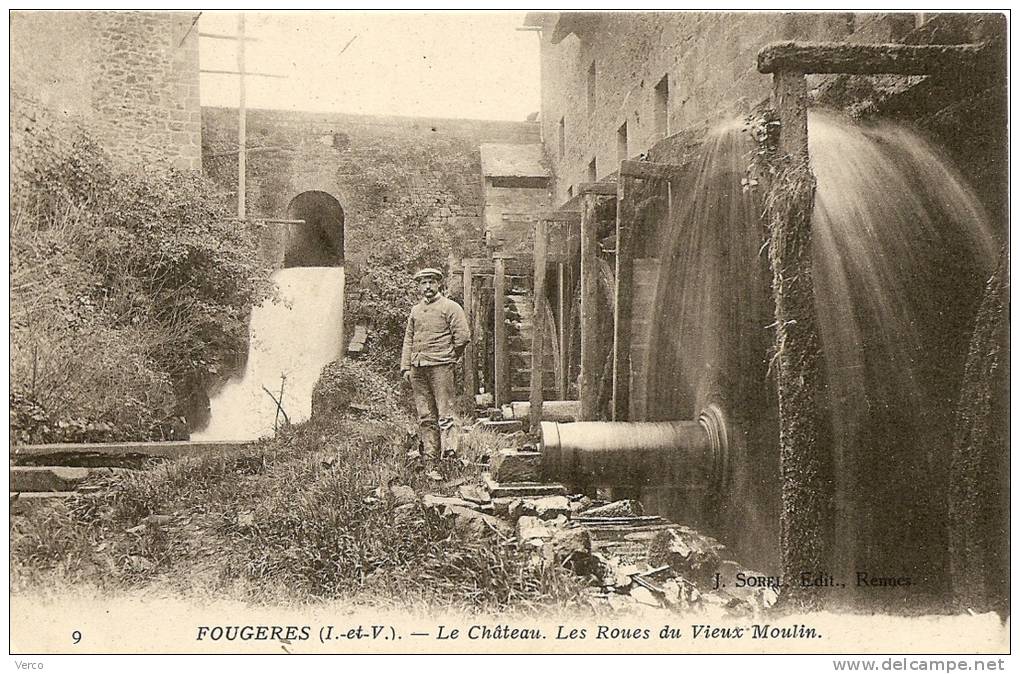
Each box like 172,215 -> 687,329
556,261 -> 568,400
612,173 -> 639,421
767,69 -> 831,609
473,278 -> 488,396
493,256 -> 508,407
775,70 -> 810,157
463,260 -> 476,398
579,191 -> 602,421
529,219 -> 548,435
236,13 -> 247,219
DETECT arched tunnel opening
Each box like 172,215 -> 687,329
284,190 -> 345,266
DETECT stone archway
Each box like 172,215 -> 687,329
284,190 -> 345,266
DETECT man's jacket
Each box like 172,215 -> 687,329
401,295 -> 471,370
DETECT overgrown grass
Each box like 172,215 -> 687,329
11,414 -> 586,613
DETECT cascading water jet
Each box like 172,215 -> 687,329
544,110 -> 998,605
192,266 -> 345,441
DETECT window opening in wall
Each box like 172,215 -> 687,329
558,116 -> 566,158
617,121 -> 628,163
587,157 -> 597,183
654,74 -> 670,138
586,61 -> 596,116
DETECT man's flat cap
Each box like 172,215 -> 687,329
413,267 -> 444,280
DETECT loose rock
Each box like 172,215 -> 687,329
447,505 -> 512,537
509,495 -> 570,521
389,484 -> 417,506
581,499 -> 643,517
516,515 -> 553,542
458,484 -> 491,504
648,527 -> 723,587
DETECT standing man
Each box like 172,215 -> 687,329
401,268 -> 471,471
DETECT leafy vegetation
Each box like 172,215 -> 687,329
10,137 -> 274,443
11,409 -> 586,611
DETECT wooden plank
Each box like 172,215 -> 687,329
619,159 -> 686,182
12,440 -> 254,466
477,419 -> 524,434
493,256 -> 509,406
463,260 -> 476,397
530,218 -> 548,435
482,473 -> 567,498
757,40 -> 993,76
579,191 -> 602,421
573,515 -> 665,525
612,172 -> 638,421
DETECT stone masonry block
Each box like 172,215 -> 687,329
491,449 -> 542,483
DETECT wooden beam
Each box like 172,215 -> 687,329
757,40 -> 992,76
620,159 -> 687,182
12,440 -> 254,465
611,172 -> 639,421
579,191 -> 606,421
493,257 -> 509,407
463,260 -> 476,398
556,261 -> 568,400
472,277 -> 488,399
578,182 -> 618,196
529,219 -> 548,435
775,70 -> 809,158
767,68 -> 832,609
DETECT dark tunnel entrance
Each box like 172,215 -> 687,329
284,190 -> 345,266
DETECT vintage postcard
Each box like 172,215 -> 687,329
8,9 -> 1010,664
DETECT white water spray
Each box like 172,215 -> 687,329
193,266 -> 345,441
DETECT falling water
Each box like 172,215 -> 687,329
193,266 -> 345,441
647,111 -> 998,595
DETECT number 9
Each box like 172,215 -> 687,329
72,630 -> 82,644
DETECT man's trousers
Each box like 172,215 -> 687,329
408,363 -> 457,459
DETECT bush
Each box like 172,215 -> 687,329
10,137 -> 274,442
311,359 -> 411,423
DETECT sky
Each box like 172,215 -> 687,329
198,11 -> 542,122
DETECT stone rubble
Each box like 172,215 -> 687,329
388,439 -> 779,616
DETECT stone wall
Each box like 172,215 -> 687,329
201,107 -> 541,264
536,12 -> 874,203
11,11 -> 202,171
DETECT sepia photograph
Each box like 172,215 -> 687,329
8,8 -> 1010,663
